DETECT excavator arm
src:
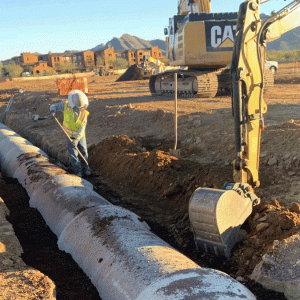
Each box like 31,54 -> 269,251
142,54 -> 165,74
189,0 -> 300,258
178,0 -> 211,14
232,0 -> 300,188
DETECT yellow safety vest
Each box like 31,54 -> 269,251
63,101 -> 89,138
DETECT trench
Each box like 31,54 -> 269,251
2,164 -> 287,300
0,125 -> 288,299
1,176 -> 102,300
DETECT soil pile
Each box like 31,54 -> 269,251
116,65 -> 144,81
89,135 -> 233,247
227,200 -> 300,277
89,135 -> 300,280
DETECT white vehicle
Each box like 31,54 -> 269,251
22,72 -> 31,77
265,60 -> 278,73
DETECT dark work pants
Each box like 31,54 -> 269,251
66,136 -> 88,174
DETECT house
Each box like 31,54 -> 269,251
46,52 -> 72,70
33,61 -> 55,76
21,53 -> 38,65
1,45 -> 164,75
134,46 -> 163,65
95,47 -> 116,66
78,50 -> 95,71
95,46 -> 164,67
123,49 -> 137,66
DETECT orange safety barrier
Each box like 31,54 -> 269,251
56,77 -> 88,96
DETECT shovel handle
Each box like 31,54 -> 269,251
1,96 -> 14,124
54,116 -> 89,166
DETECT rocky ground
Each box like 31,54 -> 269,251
1,63 -> 300,299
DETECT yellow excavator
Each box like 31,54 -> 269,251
150,0 -> 274,97
142,54 -> 166,75
189,0 -> 300,257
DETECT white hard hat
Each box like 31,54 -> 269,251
68,90 -> 88,108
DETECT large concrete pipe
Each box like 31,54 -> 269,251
0,123 -> 256,300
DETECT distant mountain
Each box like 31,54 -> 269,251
92,43 -> 105,51
91,34 -> 166,54
64,50 -> 80,53
148,39 -> 166,51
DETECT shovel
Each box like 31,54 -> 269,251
1,89 -> 24,124
169,72 -> 181,158
53,116 -> 89,167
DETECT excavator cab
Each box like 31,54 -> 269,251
188,0 -> 300,257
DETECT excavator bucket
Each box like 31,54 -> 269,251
189,187 -> 253,258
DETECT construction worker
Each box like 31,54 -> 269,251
50,90 -> 91,177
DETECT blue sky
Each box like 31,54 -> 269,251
0,0 -> 290,61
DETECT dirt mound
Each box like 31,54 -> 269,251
227,199 -> 300,277
116,65 -> 144,81
89,135 -> 231,247
89,135 -> 300,280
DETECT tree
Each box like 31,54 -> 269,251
60,61 -> 76,73
110,58 -> 128,70
47,69 -> 56,75
23,65 -> 34,74
96,54 -> 105,67
0,62 -> 3,78
4,62 -> 23,78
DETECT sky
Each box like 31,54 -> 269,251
0,0 -> 292,61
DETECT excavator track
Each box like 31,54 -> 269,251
263,69 -> 275,92
149,68 -> 274,98
196,72 -> 219,98
149,70 -> 220,98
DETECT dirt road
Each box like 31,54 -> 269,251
1,64 -> 300,299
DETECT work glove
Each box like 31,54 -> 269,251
50,110 -> 55,118
71,139 -> 79,148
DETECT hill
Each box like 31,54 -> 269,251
91,34 -> 166,53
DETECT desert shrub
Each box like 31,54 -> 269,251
110,58 -> 128,70
23,65 -> 34,74
0,62 -> 3,78
96,54 -> 105,67
3,62 -> 23,78
60,61 -> 76,73
267,49 -> 300,63
47,69 -> 56,75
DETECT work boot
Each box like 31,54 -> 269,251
74,171 -> 82,177
83,167 -> 92,177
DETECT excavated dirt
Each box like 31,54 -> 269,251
116,65 -> 145,81
1,62 -> 300,299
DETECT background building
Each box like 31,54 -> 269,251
2,46 -> 164,75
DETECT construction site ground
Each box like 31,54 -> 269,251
1,63 -> 300,299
